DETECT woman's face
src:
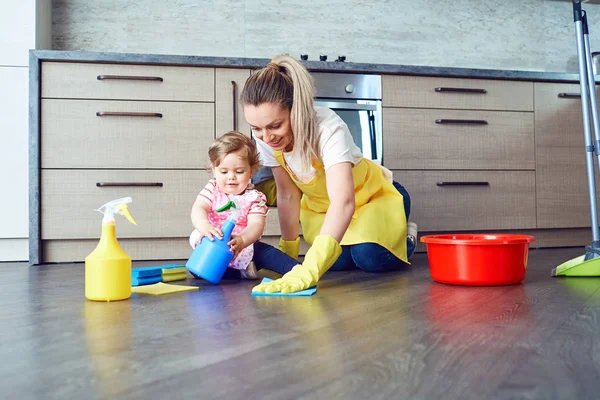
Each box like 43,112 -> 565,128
244,102 -> 293,152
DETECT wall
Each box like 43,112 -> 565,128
52,0 -> 600,72
0,1 -> 51,262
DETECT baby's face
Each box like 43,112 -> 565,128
212,149 -> 252,195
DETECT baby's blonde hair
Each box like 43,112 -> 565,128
208,131 -> 261,174
240,55 -> 318,173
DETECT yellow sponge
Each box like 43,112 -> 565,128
161,272 -> 187,282
162,266 -> 186,275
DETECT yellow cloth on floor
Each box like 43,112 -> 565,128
161,272 -> 187,282
131,282 -> 198,296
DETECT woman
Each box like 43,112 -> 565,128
241,55 -> 417,294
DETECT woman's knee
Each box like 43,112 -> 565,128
350,243 -> 405,273
328,246 -> 356,271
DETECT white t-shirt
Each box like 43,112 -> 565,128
255,106 -> 393,183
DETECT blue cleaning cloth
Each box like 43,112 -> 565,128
132,275 -> 162,287
251,278 -> 317,297
132,267 -> 162,278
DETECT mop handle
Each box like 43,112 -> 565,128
573,0 -> 582,21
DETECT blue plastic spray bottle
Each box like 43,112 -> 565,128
186,196 -> 241,284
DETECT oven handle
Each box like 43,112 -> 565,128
314,101 -> 378,111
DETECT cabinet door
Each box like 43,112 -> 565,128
535,82 -> 600,228
215,68 -> 251,137
383,108 -> 534,170
393,170 -> 536,232
41,99 -> 214,169
41,169 -> 211,239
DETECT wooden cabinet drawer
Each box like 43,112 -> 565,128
383,108 -> 534,170
41,62 -> 214,102
383,75 -> 533,111
41,99 -> 214,169
393,170 -> 536,231
42,238 -> 193,263
41,169 -> 211,240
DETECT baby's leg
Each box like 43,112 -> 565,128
252,241 -> 300,275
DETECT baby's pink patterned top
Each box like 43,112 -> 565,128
197,179 -> 268,270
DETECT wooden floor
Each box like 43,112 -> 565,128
1,247 -> 600,399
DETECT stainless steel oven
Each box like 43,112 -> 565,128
312,72 -> 383,164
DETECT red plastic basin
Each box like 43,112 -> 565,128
420,234 -> 536,286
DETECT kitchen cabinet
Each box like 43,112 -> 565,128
534,82 -> 600,229
32,62 -> 256,263
382,75 -> 533,111
392,170 -> 536,232
29,51 -> 599,262
383,75 -> 536,233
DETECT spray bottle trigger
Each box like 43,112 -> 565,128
215,200 -> 236,212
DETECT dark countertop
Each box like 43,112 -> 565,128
30,50 -> 584,83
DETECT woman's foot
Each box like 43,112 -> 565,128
240,261 -> 259,280
407,221 -> 418,246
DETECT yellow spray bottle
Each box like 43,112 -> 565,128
85,197 -> 137,302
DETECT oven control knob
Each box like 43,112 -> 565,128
320,55 -> 328,61
345,84 -> 355,94
300,54 -> 308,60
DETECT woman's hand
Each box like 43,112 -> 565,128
228,235 -> 246,260
252,235 -> 342,294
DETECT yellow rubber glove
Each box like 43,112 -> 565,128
253,235 -> 342,294
279,237 -> 300,260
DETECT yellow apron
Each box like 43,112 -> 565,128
274,151 -> 408,263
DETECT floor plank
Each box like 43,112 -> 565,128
1,247 -> 600,399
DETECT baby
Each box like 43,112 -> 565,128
189,131 -> 268,279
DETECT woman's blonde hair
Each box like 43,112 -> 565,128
208,131 -> 261,174
240,55 -> 319,173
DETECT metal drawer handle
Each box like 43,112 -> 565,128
97,74 -> 164,82
435,119 -> 488,125
558,92 -> 581,98
96,111 -> 163,118
232,80 -> 238,131
435,87 -> 487,94
436,181 -> 490,187
96,182 -> 164,187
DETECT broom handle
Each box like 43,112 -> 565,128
574,1 -> 600,242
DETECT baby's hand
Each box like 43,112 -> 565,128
196,222 -> 223,244
228,235 -> 246,260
